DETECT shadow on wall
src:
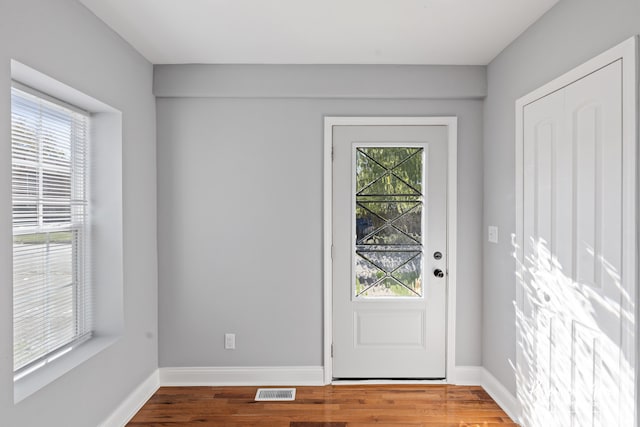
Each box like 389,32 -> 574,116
512,234 -> 634,426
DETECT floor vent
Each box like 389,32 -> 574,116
255,388 -> 296,401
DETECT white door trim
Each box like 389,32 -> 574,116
515,36 -> 638,424
323,116 -> 458,384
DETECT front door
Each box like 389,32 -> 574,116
332,125 -> 447,379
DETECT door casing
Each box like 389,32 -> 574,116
323,116 -> 458,384
515,36 -> 638,424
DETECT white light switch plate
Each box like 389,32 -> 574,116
488,226 -> 498,243
225,333 -> 235,349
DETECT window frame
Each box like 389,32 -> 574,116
11,82 -> 93,378
10,60 -> 124,403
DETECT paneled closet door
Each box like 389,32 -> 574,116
521,60 -> 625,427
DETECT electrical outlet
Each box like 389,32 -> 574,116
224,333 -> 235,350
488,226 -> 498,244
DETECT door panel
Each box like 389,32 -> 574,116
332,125 -> 447,379
521,60 -> 623,427
354,310 -> 424,347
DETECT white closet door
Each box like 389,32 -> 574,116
521,60 -> 625,427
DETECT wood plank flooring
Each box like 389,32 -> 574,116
128,385 -> 517,427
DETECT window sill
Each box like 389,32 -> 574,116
14,335 -> 119,403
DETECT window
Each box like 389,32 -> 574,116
354,147 -> 424,297
11,84 -> 91,376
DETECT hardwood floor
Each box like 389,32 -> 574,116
128,385 -> 517,426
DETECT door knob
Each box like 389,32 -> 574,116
433,269 -> 444,278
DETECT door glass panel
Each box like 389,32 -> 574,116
354,147 -> 424,298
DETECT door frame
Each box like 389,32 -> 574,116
515,36 -> 638,423
323,116 -> 458,384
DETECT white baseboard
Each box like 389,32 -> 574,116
99,369 -> 160,427
454,366 -> 520,424
159,366 -> 325,386
453,365 -> 483,385
480,368 -> 521,424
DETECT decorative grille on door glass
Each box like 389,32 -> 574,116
354,147 -> 424,298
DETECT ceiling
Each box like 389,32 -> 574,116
78,0 -> 560,65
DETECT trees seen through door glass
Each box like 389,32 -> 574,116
354,147 -> 424,298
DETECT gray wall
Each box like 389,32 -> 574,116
0,0 -> 157,426
156,65 -> 485,368
483,0 -> 640,394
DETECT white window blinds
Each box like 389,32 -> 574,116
11,85 -> 92,375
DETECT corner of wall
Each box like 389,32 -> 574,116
454,366 -> 520,423
99,370 -> 160,427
